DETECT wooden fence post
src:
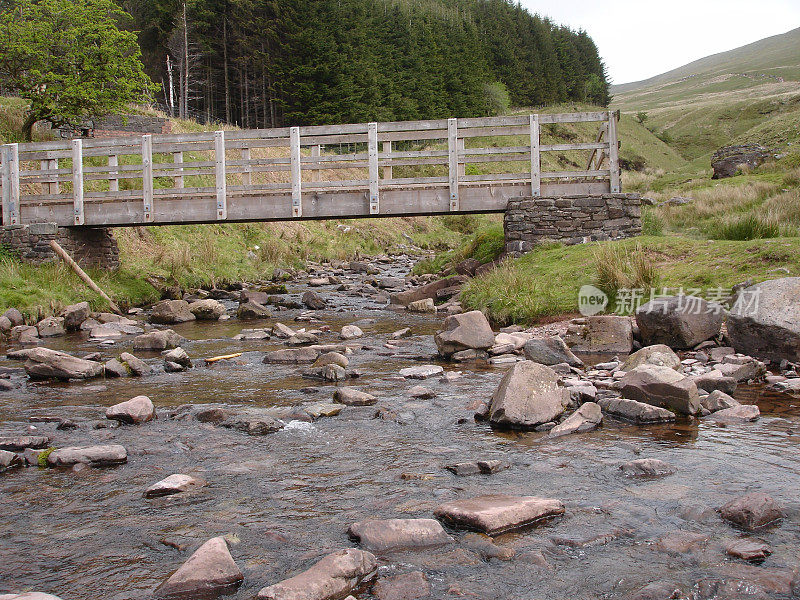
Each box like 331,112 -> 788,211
368,122 -> 379,214
41,157 -> 59,195
290,126 -> 302,217
1,144 -> 20,225
71,139 -> 84,225
142,134 -> 153,222
448,118 -> 459,211
529,114 -> 541,197
240,147 -> 250,187
607,110 -> 621,193
214,130 -> 227,220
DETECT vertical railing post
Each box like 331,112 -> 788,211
1,144 -> 20,225
71,139 -> 84,225
529,114 -> 541,197
173,151 -> 184,189
214,130 -> 227,220
607,110 -> 621,193
240,147 -> 251,187
108,155 -> 119,192
142,134 -> 153,222
311,144 -> 321,182
448,118 -> 459,211
41,157 -> 59,195
290,126 -> 302,217
368,122 -> 379,215
382,141 -> 392,180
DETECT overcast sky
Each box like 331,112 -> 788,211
519,0 -> 800,84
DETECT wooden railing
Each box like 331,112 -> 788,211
1,111 -> 620,227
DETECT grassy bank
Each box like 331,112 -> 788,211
458,234 -> 800,325
0,215 -> 496,320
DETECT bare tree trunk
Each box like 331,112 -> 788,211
22,114 -> 38,142
166,55 -> 175,117
182,1 -> 190,119
223,17 -> 231,124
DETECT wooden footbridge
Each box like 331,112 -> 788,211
1,111 -> 620,227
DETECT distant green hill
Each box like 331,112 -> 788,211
611,27 -> 800,160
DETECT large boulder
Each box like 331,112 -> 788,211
619,364 -> 701,415
256,548 -> 377,600
523,336 -> 583,367
61,301 -> 90,330
154,537 -> 243,600
133,329 -> 185,351
347,518 -> 453,552
106,395 -> 155,424
565,316 -> 633,353
47,444 -> 127,467
621,344 -> 680,371
726,278 -> 800,362
2,307 -> 24,327
711,145 -> 773,179
151,300 -> 196,324
23,348 -> 104,381
188,299 -> 226,320
434,310 -> 494,357
488,361 -> 569,429
434,494 -> 564,535
636,295 -> 723,349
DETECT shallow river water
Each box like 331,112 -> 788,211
1,260 -> 799,600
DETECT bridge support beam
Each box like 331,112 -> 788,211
503,193 -> 642,256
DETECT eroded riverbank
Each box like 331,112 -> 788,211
1,257 -> 799,600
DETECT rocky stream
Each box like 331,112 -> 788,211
0,256 -> 799,600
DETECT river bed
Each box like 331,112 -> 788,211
1,258 -> 798,600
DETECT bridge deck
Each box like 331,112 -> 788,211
1,111 -> 620,227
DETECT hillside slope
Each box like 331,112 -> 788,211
611,27 -> 800,160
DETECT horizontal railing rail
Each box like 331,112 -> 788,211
1,111 -> 620,227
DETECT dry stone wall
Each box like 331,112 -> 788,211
504,194 -> 642,255
1,223 -> 119,269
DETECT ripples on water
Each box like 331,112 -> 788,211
1,275 -> 798,600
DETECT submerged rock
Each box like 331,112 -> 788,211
434,311 -> 495,358
263,348 -> 319,364
0,594 -> 65,600
164,347 -> 193,369
144,474 -> 205,499
548,402 -> 602,437
434,494 -> 564,535
47,444 -> 127,467
0,436 -> 51,451
302,291 -> 327,310
23,348 -> 105,381
597,397 -> 676,423
700,390 -> 739,413
237,300 -> 272,320
347,518 -> 453,552
709,404 -> 760,423
372,571 -> 430,600
0,449 -> 24,472
619,458 -> 676,478
106,395 -> 155,424
256,548 -> 377,600
333,388 -> 377,406
399,365 -> 443,379
153,537 -> 243,600
488,361 -> 568,429
719,493 -> 783,530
